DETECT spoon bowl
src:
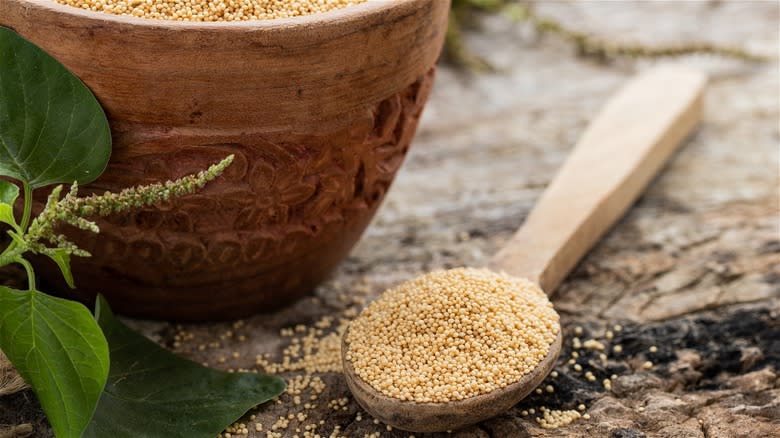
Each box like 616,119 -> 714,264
342,329 -> 562,432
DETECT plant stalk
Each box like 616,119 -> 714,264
19,182 -> 32,232
15,258 -> 35,291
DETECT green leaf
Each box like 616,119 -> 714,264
0,179 -> 18,204
0,27 -> 111,189
0,201 -> 16,228
0,179 -> 18,229
0,287 -> 109,438
84,296 -> 286,438
43,248 -> 75,288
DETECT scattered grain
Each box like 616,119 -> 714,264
535,408 -> 581,429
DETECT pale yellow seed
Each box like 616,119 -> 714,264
583,339 -> 605,350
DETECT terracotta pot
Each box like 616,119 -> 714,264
0,0 -> 449,320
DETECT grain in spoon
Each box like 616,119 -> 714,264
342,66 -> 707,432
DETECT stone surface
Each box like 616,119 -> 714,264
1,1 -> 778,437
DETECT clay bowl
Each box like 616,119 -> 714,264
0,0 -> 450,320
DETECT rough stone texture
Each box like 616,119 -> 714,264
1,1 -> 778,437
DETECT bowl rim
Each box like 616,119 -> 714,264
17,0 -> 419,30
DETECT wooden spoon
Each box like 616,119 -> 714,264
342,66 -> 707,433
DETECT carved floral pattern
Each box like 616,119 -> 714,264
45,68 -> 436,295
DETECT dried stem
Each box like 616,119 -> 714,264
0,424 -> 34,438
510,3 -> 766,63
446,0 -> 766,69
0,350 -> 28,397
445,6 -> 494,72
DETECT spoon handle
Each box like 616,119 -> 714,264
489,66 -> 707,293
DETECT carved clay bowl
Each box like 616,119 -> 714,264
0,0 -> 449,320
